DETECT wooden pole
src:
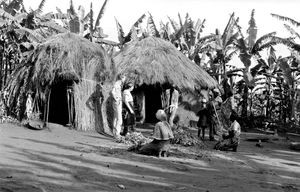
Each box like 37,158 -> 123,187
46,89 -> 51,126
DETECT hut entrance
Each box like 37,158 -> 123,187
48,80 -> 74,126
135,85 -> 162,123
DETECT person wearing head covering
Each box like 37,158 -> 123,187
214,113 -> 241,152
121,82 -> 136,136
197,98 -> 213,140
139,109 -> 174,157
111,74 -> 126,139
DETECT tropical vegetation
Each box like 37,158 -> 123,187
0,0 -> 299,130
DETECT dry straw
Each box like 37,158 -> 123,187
5,33 -> 114,132
114,36 -> 218,91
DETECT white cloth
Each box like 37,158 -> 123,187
112,100 -> 122,137
123,89 -> 133,103
230,120 -> 241,137
25,95 -> 33,119
111,80 -> 122,102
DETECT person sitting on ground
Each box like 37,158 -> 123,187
197,98 -> 213,140
138,109 -> 174,158
121,82 -> 136,136
214,113 -> 241,152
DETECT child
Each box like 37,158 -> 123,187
197,98 -> 213,140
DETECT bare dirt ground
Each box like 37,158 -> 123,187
0,122 -> 299,192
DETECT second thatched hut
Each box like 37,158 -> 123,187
114,36 -> 218,123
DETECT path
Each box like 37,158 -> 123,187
0,123 -> 299,192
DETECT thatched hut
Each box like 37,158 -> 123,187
4,33 -> 115,133
114,36 -> 218,123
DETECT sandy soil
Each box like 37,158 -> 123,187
0,122 -> 299,192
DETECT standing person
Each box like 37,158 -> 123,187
86,83 -> 104,130
25,91 -> 34,120
165,85 -> 179,127
121,82 -> 136,136
139,109 -> 174,158
214,113 -> 241,152
210,88 -> 223,136
111,74 -> 126,139
197,98 -> 212,140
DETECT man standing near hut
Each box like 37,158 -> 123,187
111,74 -> 126,139
165,85 -> 179,127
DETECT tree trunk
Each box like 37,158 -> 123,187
241,85 -> 248,118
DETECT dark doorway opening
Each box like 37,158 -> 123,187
48,80 -> 74,125
142,84 -> 163,123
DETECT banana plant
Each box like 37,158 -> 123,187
115,13 -> 146,47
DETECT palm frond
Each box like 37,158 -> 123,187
173,24 -> 185,41
250,61 -> 263,77
56,7 -> 62,14
120,14 -> 145,44
80,11 -> 89,22
67,0 -> 76,17
284,24 -> 300,39
89,2 -> 93,41
40,21 -> 68,33
167,16 -> 179,32
278,57 -> 293,86
147,12 -> 159,37
225,49 -> 238,63
15,27 -> 45,42
255,41 -> 278,53
115,17 -> 125,44
225,32 -> 239,47
271,13 -> 300,27
94,0 -> 108,31
246,9 -> 257,48
197,34 -> 215,45
222,12 -> 235,45
194,18 -> 205,42
178,12 -> 183,27
184,16 -> 195,46
132,13 -> 146,28
34,0 -> 46,15
252,32 -> 276,53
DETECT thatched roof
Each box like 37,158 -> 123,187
29,32 -> 113,84
114,36 -> 217,90
4,32 -> 114,118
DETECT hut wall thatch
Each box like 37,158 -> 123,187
74,81 -> 95,131
4,33 -> 116,134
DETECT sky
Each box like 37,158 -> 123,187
23,0 -> 299,64
23,0 -> 299,41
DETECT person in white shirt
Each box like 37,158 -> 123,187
121,82 -> 135,136
111,74 -> 126,139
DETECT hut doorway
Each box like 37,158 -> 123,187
135,85 -> 162,123
48,80 -> 74,126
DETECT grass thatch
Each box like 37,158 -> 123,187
4,33 -> 115,133
114,36 -> 218,91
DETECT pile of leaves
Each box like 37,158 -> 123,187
117,132 -> 152,151
171,126 -> 204,147
0,115 -> 19,124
